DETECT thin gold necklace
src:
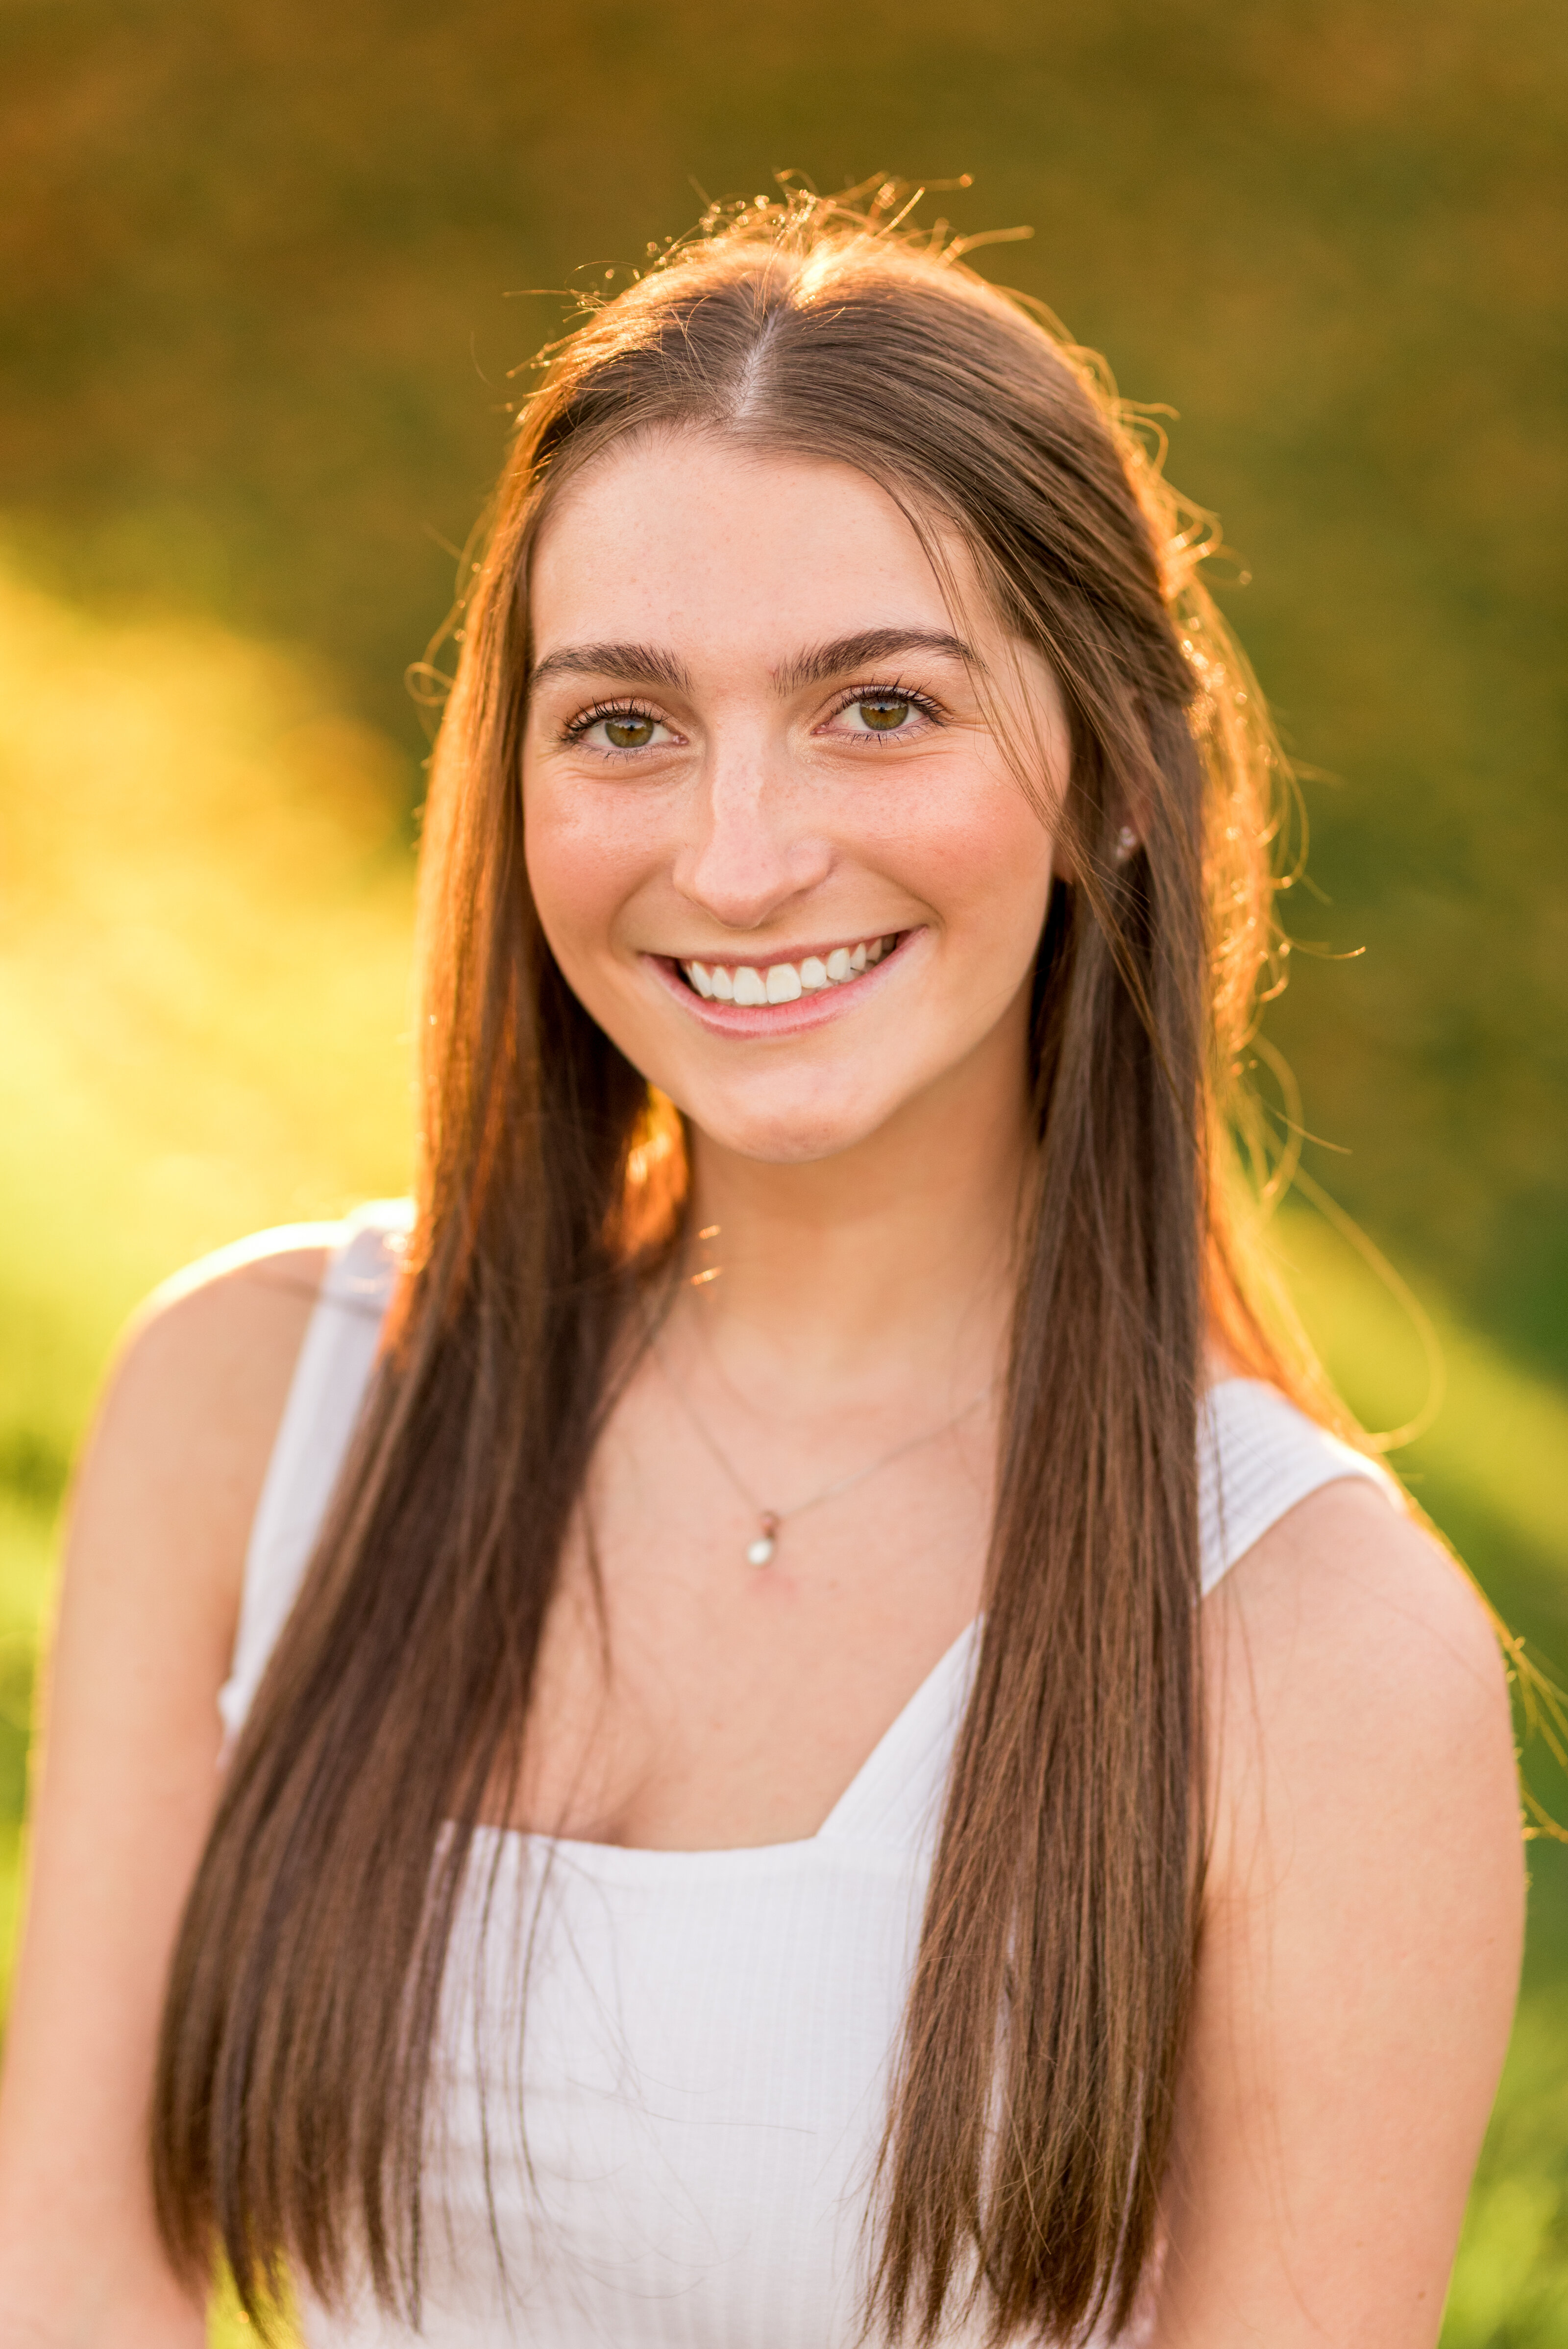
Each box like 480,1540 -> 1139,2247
649,1328 -> 992,1567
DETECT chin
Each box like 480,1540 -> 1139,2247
691,1094 -> 896,1167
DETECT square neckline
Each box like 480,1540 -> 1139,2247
463,1377 -> 1393,1872
233,1241 -> 1386,1878
470,1617 -> 983,1876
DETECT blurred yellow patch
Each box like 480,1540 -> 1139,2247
0,556 -> 416,1481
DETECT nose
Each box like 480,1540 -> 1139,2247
671,740 -> 833,935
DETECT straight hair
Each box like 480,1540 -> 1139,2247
154,186 -> 1322,2344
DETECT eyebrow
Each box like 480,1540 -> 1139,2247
527,627 -> 974,700
528,641 -> 694,694
773,627 -> 975,693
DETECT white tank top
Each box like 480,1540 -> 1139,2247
220,1203 -> 1399,2349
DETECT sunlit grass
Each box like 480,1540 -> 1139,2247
0,553 -> 415,1474
1271,1206 -> 1568,1594
1444,2000 -> 1568,2348
0,562 -> 1562,2344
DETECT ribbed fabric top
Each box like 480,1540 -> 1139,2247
219,1203 -> 1398,2348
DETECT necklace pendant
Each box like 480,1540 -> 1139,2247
746,1511 -> 781,1568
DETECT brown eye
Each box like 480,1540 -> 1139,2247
603,713 -> 655,749
855,695 -> 911,732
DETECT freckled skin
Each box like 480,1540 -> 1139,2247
522,433 -> 1066,1166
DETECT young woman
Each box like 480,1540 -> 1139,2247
0,192 -> 1522,2348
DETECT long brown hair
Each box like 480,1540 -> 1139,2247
155,185 -> 1311,2343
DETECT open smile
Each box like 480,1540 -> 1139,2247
644,929 -> 918,1034
681,932 -> 901,1004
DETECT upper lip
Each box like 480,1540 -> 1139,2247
656,930 -> 906,967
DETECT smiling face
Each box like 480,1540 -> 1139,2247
521,432 -> 1067,1167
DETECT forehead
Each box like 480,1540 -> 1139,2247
527,430 -> 985,664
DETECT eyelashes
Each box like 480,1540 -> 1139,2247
558,680 -> 947,756
824,680 -> 944,736
561,697 -> 667,750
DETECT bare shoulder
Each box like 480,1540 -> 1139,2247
122,1219 -> 338,1388
1204,1475 -> 1508,1759
0,1233 -> 343,2336
1157,1475 -> 1523,2342
1200,1472 -> 1519,1923
74,1224 -> 341,1628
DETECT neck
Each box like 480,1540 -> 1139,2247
675,1008 -> 1032,1411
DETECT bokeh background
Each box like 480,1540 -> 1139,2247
2,0 -> 1565,2336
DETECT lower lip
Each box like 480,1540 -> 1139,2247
643,932 -> 921,1037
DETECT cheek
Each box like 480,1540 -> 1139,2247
880,765 -> 1056,947
522,771 -> 650,959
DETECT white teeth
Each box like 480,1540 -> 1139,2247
679,934 -> 901,1004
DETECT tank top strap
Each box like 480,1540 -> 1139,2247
1198,1376 -> 1401,1595
824,1382 -> 1400,1854
217,1199 -> 410,1749
219,1274 -> 1399,1774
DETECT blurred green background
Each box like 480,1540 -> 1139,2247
1,0 -> 1564,2337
